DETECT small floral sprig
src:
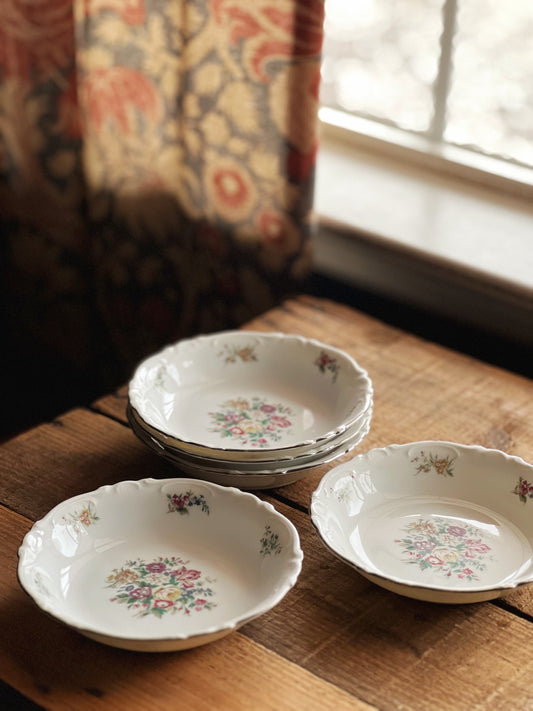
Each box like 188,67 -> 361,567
154,365 -> 167,390
410,451 -> 455,477
513,477 -> 533,504
62,501 -> 99,528
260,525 -> 282,556
314,351 -> 340,383
219,344 -> 258,364
167,491 -> 210,515
331,473 -> 357,503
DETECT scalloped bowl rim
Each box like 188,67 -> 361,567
128,330 -> 373,457
310,442 -> 533,603
18,478 -> 303,650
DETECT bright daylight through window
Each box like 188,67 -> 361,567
320,0 -> 533,186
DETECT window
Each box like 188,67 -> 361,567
320,0 -> 533,195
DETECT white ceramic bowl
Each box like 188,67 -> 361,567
18,478 -> 303,651
128,401 -> 372,466
129,406 -> 372,489
127,402 -> 372,488
311,442 -> 533,604
128,330 -> 373,460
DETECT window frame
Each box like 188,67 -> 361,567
320,0 -> 533,202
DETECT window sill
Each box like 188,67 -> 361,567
313,132 -> 533,347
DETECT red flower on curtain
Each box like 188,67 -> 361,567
0,0 -> 74,80
257,210 -> 288,246
81,67 -> 161,134
211,0 -> 324,82
205,158 -> 257,222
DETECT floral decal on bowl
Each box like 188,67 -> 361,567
314,351 -> 340,383
260,525 -> 282,556
219,344 -> 258,364
167,491 -> 210,515
34,571 -> 53,599
513,477 -> 533,504
208,396 -> 293,447
106,556 -> 216,619
410,450 -> 456,477
330,474 -> 356,503
154,365 -> 167,390
61,501 -> 99,529
395,517 -> 493,581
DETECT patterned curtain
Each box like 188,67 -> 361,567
0,0 -> 324,410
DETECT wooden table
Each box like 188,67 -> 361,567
1,295 -> 533,710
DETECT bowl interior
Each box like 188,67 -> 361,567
19,479 -> 302,646
129,331 -> 372,453
311,442 -> 533,600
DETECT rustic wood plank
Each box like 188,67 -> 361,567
0,409 -> 177,522
3,296 -> 533,710
5,492 -> 533,711
91,385 -> 129,422
240,501 -> 533,711
0,505 -> 374,711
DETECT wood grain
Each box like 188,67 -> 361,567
1,505 -> 371,711
3,296 -> 533,711
241,502 -> 533,711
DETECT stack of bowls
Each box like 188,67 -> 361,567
128,330 -> 373,489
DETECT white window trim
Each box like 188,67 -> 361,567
313,119 -> 533,346
319,108 -> 533,201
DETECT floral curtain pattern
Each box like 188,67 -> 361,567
1,0 -> 324,393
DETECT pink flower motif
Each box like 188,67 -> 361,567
172,566 -> 201,582
317,353 -> 333,368
518,479 -> 533,495
462,568 -> 474,575
447,526 -> 466,537
170,493 -> 190,509
468,543 -> 491,554
260,404 -> 276,413
131,586 -> 152,599
230,426 -> 245,435
425,555 -> 443,566
146,562 -> 167,573
154,599 -> 173,609
270,416 -> 291,428
414,540 -> 435,551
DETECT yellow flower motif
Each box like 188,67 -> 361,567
432,547 -> 460,563
227,398 -> 249,411
407,521 -> 436,536
106,569 -> 138,586
153,585 -> 183,602
241,421 -> 262,434
78,509 -> 93,526
236,347 -> 255,362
